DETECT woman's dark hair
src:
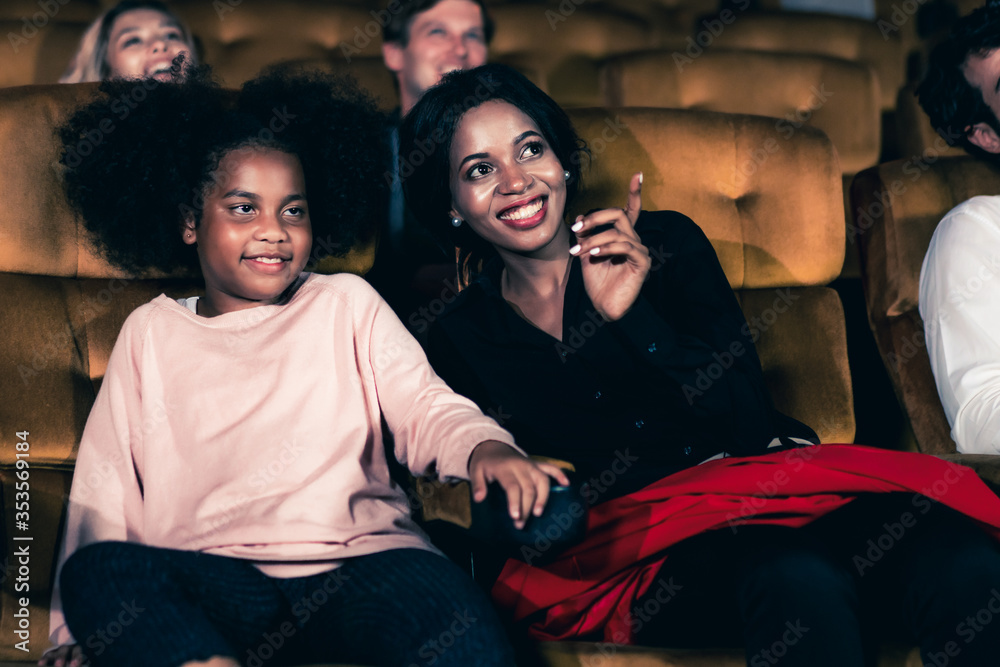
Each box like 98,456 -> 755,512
918,1 -> 1000,158
59,63 -> 388,275
399,64 -> 588,287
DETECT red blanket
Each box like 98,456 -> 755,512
491,444 -> 1000,643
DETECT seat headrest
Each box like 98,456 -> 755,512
567,107 -> 845,288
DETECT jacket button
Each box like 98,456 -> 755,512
635,419 -> 644,429
683,446 -> 692,455
594,390 -> 602,399
648,343 -> 657,353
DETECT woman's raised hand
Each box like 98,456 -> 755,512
468,441 -> 571,530
570,172 -> 651,321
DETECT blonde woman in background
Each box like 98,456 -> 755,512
60,0 -> 196,83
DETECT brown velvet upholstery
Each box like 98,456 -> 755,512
852,156 -> 1000,455
600,49 -> 881,176
895,82 -> 965,162
0,21 -> 89,88
568,107 -> 853,442
709,11 -> 904,112
485,4 -> 656,109
488,4 -> 653,58
0,82 -> 373,662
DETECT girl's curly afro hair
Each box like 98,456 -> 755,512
59,62 -> 388,275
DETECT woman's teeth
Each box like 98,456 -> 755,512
500,199 -> 544,221
251,257 -> 283,264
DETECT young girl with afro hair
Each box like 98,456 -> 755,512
42,65 -> 566,667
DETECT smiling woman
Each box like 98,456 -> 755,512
400,64 -> 1000,667
59,0 -> 197,83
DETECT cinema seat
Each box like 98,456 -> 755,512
0,0 -> 99,22
593,0 -> 719,46
0,20 -> 88,88
0,82 -> 373,664
852,156 -> 1000,472
600,49 -> 881,176
170,0 -> 382,89
709,11 -> 904,113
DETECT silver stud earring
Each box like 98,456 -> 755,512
564,170 -> 571,181
451,216 -> 463,228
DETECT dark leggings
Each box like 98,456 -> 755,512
60,544 -> 515,667
633,494 -> 1000,667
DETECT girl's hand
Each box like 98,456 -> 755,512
570,172 -> 651,321
468,441 -> 571,530
39,645 -> 85,667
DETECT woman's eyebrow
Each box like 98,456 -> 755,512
457,132 -> 544,169
222,189 -> 257,199
280,194 -> 307,206
458,152 -> 489,169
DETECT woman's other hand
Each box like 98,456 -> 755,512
468,441 -> 571,529
39,645 -> 85,667
570,172 -> 651,321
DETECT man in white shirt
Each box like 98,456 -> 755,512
917,2 -> 1000,453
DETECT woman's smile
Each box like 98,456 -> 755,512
497,195 -> 548,228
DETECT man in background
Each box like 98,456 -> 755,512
917,1 -> 1000,453
368,0 -> 493,323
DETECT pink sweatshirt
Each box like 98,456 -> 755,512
48,272 -> 518,646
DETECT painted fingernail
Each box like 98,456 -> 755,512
569,244 -> 581,255
639,172 -> 643,185
571,221 -> 583,232
590,247 -> 601,255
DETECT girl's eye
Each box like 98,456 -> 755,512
232,204 -> 254,214
122,37 -> 141,48
465,163 -> 493,180
285,206 -> 306,217
520,142 -> 543,159
165,31 -> 182,41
